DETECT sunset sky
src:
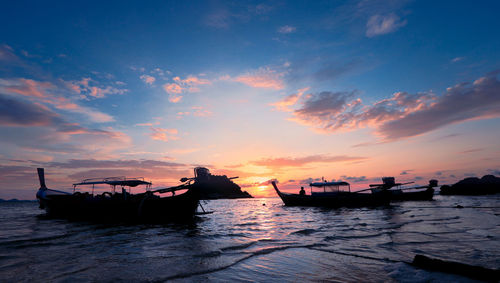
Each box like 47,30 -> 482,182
1,0 -> 499,199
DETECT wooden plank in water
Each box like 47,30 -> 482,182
412,254 -> 500,282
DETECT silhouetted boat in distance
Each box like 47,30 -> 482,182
272,181 -> 390,208
35,168 -> 200,222
370,177 -> 437,201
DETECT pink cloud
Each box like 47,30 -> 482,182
66,77 -> 127,99
163,83 -> 183,94
0,78 -> 53,98
150,127 -> 179,142
0,78 -> 115,123
191,106 -> 213,117
234,67 -> 284,90
168,94 -> 183,103
162,75 -> 212,102
140,74 -> 156,85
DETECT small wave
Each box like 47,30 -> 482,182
235,222 -> 260,227
220,241 -> 257,251
289,229 -> 317,236
0,233 -> 73,248
324,232 -> 388,241
194,250 -> 222,258
157,243 -> 327,281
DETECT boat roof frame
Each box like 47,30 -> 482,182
73,176 -> 152,187
310,181 -> 350,187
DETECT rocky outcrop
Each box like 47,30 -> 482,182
190,167 -> 253,199
193,175 -> 253,199
440,175 -> 500,195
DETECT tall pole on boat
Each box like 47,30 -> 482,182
37,168 -> 47,189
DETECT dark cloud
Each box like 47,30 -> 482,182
0,45 -> 20,62
278,72 -> 500,141
400,170 -> 413,175
0,94 -> 59,126
487,169 -> 500,175
299,177 -> 321,184
378,73 -> 500,140
0,94 -> 130,154
340,175 -> 367,182
298,91 -> 353,114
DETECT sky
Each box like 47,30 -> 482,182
1,0 -> 499,199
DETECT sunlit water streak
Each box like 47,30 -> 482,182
0,195 -> 499,282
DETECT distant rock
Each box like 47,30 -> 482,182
190,167 -> 253,200
440,175 -> 500,195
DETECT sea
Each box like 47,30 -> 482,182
0,194 -> 499,282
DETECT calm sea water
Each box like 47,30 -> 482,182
0,194 -> 499,282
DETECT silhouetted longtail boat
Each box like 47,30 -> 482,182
272,181 -> 390,208
369,177 -> 437,201
35,168 -> 200,222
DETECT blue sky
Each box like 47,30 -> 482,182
1,0 -> 499,199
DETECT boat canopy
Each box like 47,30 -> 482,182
310,181 -> 350,187
310,181 -> 351,194
73,177 -> 152,187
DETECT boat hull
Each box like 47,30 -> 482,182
37,188 -> 200,223
388,188 -> 434,201
275,190 -> 390,208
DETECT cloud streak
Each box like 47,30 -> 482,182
366,13 -> 407,37
251,154 -> 368,168
278,25 -> 296,34
234,67 -> 285,90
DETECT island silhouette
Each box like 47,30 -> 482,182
440,175 -> 500,195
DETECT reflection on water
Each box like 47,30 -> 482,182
0,195 -> 499,282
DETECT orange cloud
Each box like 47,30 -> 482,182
270,87 -> 309,111
234,67 -> 285,90
163,83 -> 182,94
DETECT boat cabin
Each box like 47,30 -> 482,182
309,181 -> 351,196
73,176 -> 152,195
